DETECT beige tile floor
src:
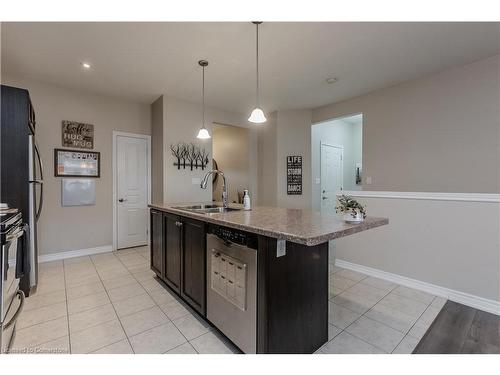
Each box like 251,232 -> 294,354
319,264 -> 447,354
10,246 -> 446,354
11,246 -> 237,354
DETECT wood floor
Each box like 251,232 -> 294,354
413,301 -> 500,354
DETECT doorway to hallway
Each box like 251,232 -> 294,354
311,113 -> 363,213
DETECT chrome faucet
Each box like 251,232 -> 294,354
200,170 -> 228,209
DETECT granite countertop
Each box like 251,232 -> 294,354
149,202 -> 388,246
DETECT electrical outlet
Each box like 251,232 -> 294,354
192,177 -> 201,185
366,176 -> 372,185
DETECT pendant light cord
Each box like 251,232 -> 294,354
202,64 -> 205,128
256,22 -> 260,107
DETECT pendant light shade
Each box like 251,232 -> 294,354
248,108 -> 267,123
248,21 -> 266,124
196,127 -> 211,139
197,60 -> 211,139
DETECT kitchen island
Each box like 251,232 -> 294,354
148,203 -> 388,354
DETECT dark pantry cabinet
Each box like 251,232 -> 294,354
149,210 -> 206,315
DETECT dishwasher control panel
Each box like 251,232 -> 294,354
210,249 -> 247,310
209,225 -> 258,249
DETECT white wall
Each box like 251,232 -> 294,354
334,194 -> 500,307
156,95 -> 259,204
2,75 -> 151,255
311,116 -> 362,210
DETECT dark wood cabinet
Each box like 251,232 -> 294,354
150,210 -> 164,276
256,237 -> 328,354
150,208 -> 330,353
180,217 -> 206,315
150,211 -> 206,315
164,213 -> 182,293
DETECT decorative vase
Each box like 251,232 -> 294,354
343,211 -> 364,224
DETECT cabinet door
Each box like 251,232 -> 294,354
164,213 -> 182,293
181,217 -> 206,315
150,210 -> 164,277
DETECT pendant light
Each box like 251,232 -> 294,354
197,60 -> 211,139
248,21 -> 267,124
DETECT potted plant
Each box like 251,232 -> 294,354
335,194 -> 367,223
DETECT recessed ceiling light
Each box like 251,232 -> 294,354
81,62 -> 91,70
326,77 -> 338,84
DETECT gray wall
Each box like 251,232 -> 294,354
335,196 -> 500,303
2,75 -> 151,255
276,109 -> 313,209
153,95 -> 259,205
257,112 -> 278,206
151,96 -> 163,203
253,55 -> 500,307
313,54 -> 500,194
212,123 -> 250,203
311,116 -> 362,210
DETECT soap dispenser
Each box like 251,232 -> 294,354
243,190 -> 251,210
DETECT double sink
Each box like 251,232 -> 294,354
173,204 -> 242,214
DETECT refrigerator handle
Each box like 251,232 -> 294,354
34,140 -> 44,221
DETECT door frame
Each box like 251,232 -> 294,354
320,142 -> 344,212
112,131 -> 152,251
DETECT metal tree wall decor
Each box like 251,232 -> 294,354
171,143 -> 210,170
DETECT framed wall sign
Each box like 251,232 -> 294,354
62,120 -> 94,149
54,148 -> 100,177
287,155 -> 302,195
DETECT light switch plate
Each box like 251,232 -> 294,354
315,177 -> 320,184
366,176 -> 372,185
276,240 -> 286,257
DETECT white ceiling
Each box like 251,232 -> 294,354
2,22 -> 499,114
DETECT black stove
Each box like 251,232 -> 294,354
0,209 -> 22,246
1,204 -> 26,353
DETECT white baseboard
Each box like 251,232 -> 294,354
38,245 -> 113,263
335,259 -> 500,316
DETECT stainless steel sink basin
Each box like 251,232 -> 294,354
173,204 -> 242,214
173,204 -> 219,210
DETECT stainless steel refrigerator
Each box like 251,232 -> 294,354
1,85 -> 43,296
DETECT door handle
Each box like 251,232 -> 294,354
118,198 -> 127,202
322,196 -> 328,200
175,221 -> 183,227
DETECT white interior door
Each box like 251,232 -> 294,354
116,135 -> 149,249
320,143 -> 343,214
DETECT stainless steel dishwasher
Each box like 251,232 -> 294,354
206,225 -> 257,354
